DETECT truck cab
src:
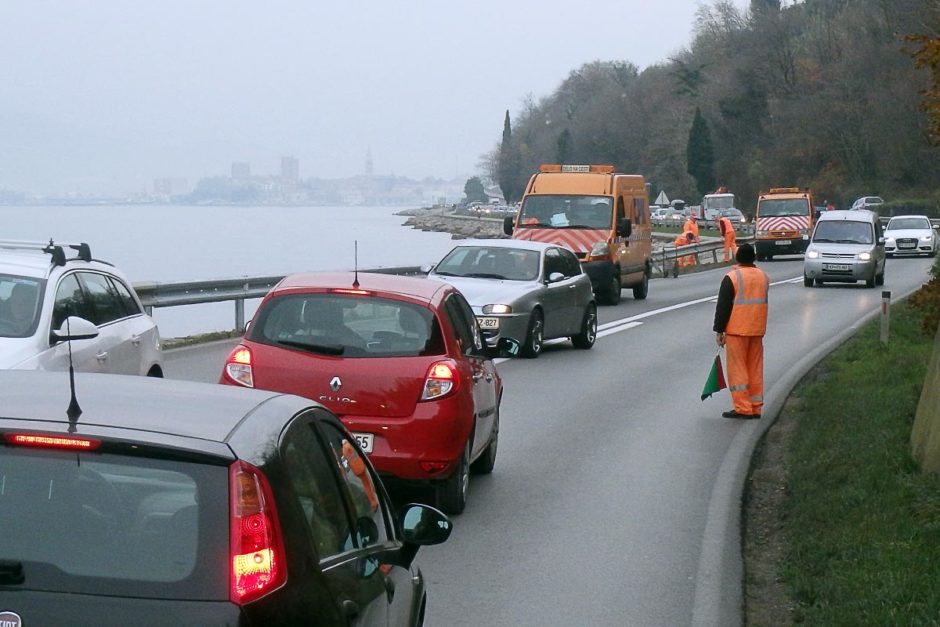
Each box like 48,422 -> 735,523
755,187 -> 815,260
702,192 -> 736,227
503,164 -> 652,305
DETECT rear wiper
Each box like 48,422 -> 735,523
0,560 -> 24,584
277,339 -> 345,356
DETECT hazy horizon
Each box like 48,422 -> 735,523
1,1 -> 748,195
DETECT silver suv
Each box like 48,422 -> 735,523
0,240 -> 163,375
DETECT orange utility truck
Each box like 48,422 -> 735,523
503,164 -> 652,305
754,187 -> 815,260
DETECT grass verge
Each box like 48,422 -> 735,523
746,301 -> 940,624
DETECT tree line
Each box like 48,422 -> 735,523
490,0 -> 940,215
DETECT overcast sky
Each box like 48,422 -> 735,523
0,1 -> 748,195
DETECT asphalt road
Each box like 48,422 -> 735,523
162,255 -> 935,626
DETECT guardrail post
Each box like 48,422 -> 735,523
235,299 -> 245,333
673,246 -> 679,278
880,290 -> 891,345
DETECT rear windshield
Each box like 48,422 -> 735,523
758,198 -> 809,217
518,195 -> 613,229
0,448 -> 228,599
0,275 -> 45,339
886,217 -> 930,231
812,220 -> 874,244
250,293 -> 445,358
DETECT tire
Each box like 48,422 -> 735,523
604,273 -> 621,306
632,272 -> 649,300
757,253 -> 766,262
803,274 -> 813,287
522,309 -> 544,358
471,409 -> 498,475
886,252 -> 894,258
815,278 -> 824,286
436,441 -> 470,515
876,264 -> 885,286
865,270 -> 876,288
766,254 -> 774,261
571,304 -> 597,349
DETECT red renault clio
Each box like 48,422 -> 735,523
220,272 -> 503,514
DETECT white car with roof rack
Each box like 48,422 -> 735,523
0,239 -> 163,376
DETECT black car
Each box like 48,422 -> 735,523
0,370 -> 451,626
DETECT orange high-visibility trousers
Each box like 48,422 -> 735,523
725,334 -> 763,415
723,232 -> 737,262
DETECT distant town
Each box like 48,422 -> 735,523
0,153 -> 478,208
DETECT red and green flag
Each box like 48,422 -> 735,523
701,352 -> 727,400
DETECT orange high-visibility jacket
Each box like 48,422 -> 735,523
684,219 -> 700,240
719,217 -> 735,238
726,266 -> 769,336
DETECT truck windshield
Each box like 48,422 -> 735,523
518,195 -> 612,229
759,199 -> 809,217
704,196 -> 734,211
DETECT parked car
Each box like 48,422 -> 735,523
850,196 -> 884,212
803,210 -> 886,287
883,215 -> 938,257
0,240 -> 163,376
220,272 -> 501,514
0,369 -> 451,625
428,240 -> 597,358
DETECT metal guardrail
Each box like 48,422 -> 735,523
654,236 -> 756,278
133,266 -> 424,332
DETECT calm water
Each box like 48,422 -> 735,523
2,205 -> 457,337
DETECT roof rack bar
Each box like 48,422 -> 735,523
0,239 -> 92,267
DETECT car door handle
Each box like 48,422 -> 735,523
96,351 -> 108,362
569,284 -> 577,289
131,334 -> 141,347
342,599 -> 359,620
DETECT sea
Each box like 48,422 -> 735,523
2,204 -> 458,338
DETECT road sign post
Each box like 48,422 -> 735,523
880,290 -> 891,345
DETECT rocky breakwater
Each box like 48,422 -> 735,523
398,207 -> 507,240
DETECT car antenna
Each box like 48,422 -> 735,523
64,311 -> 82,430
353,240 -> 360,289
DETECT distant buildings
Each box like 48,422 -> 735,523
281,156 -> 300,182
152,177 -> 191,197
231,162 -> 251,179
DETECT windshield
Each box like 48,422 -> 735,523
720,209 -> 743,218
435,246 -> 540,281
758,198 -> 809,217
251,293 -> 445,358
812,220 -> 874,244
704,196 -> 735,211
886,217 -> 930,231
0,275 -> 45,339
518,195 -> 613,229
0,448 -> 228,599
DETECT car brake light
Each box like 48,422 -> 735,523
330,288 -> 373,296
4,433 -> 100,450
230,461 -> 286,605
225,345 -> 254,388
420,360 -> 458,401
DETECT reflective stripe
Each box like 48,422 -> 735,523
750,395 -> 763,402
735,298 -> 768,304
730,384 -> 748,392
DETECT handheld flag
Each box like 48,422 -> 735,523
701,352 -> 727,401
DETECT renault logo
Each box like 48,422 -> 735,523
329,376 -> 342,392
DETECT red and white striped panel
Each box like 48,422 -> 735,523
513,228 -> 608,254
757,216 -> 809,232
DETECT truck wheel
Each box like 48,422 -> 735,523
522,309 -> 544,358
604,275 -> 621,306
632,273 -> 649,300
571,304 -> 597,349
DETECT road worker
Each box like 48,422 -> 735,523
718,215 -> 737,262
712,243 -> 769,419
682,215 -> 700,242
673,231 -> 697,268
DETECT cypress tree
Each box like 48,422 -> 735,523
687,107 -> 716,197
498,111 -> 518,204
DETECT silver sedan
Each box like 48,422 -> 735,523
428,240 -> 596,358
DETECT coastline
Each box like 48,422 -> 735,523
397,206 -> 507,239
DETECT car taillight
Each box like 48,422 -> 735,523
420,360 -> 458,401
224,345 -> 254,388
229,461 -> 285,605
4,433 -> 101,450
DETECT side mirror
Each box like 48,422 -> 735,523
497,337 -> 521,357
617,218 -> 632,238
52,316 -> 99,343
546,272 -> 565,283
394,503 -> 452,568
877,237 -> 885,246
420,263 -> 434,274
503,216 -> 515,236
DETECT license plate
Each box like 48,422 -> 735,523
775,240 -> 792,246
824,263 -> 851,271
477,317 -> 499,329
899,243 -> 915,249
352,432 -> 374,454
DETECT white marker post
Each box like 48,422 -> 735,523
880,290 -> 891,345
